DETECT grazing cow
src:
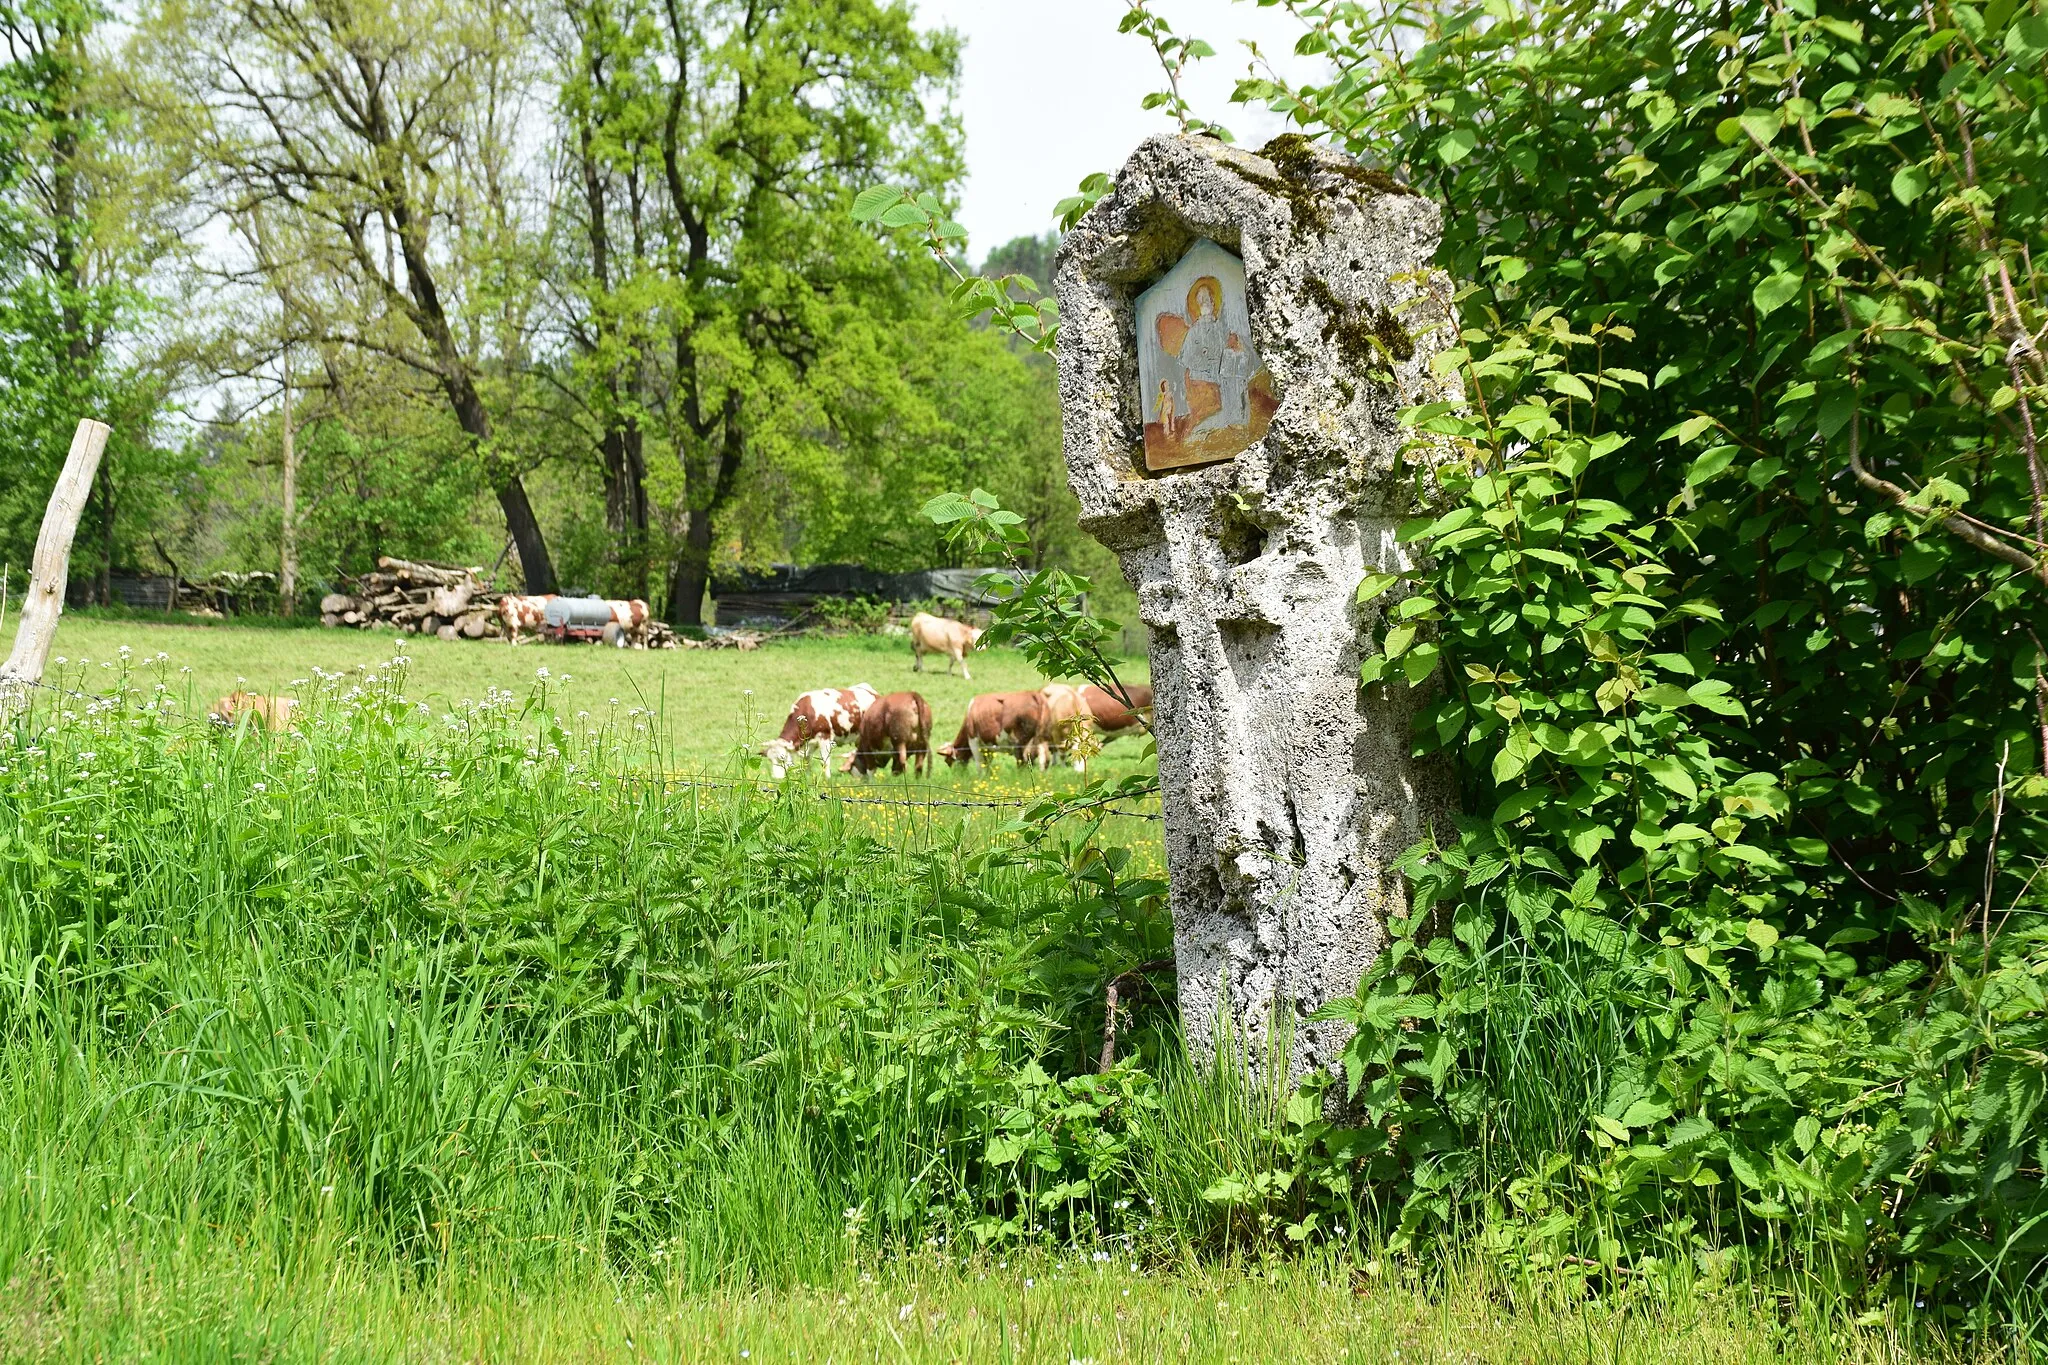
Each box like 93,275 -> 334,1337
209,691 -> 298,732
844,690 -> 933,778
938,690 -> 1048,767
497,593 -> 555,644
761,684 -> 878,779
603,598 -> 650,645
1077,682 -> 1153,740
1028,683 -> 1094,772
909,611 -> 983,680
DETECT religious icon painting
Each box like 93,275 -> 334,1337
1136,239 -> 1277,471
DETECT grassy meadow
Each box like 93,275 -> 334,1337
0,615 -> 1991,1361
4,609 -> 1153,777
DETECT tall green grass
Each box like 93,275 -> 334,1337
0,653 -> 1180,1289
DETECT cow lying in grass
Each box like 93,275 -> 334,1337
938,690 -> 1047,768
761,684 -> 877,779
909,611 -> 982,680
843,690 -> 932,778
209,691 -> 298,732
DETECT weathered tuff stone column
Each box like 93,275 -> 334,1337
1054,134 -> 1459,1088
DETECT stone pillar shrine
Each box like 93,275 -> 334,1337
1053,134 -> 1460,1088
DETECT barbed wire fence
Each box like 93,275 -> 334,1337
632,767 -> 1164,822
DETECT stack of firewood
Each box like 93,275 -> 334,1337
317,556 -> 694,648
319,557 -> 504,641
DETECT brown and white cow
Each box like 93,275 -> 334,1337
909,611 -> 983,680
497,594 -> 556,644
761,683 -> 878,779
843,690 -> 933,778
938,690 -> 1047,768
604,598 -> 650,645
209,691 -> 299,732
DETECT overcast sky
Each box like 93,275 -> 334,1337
909,0 -> 1330,261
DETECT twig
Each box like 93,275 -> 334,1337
1845,401 -> 2042,581
1099,958 -> 1175,1073
1123,1 -> 1191,134
1984,741 -> 2008,959
2007,338 -> 2048,560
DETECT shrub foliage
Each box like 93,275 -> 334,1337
1180,0 -> 2048,1325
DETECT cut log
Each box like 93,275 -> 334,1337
319,592 -> 354,615
436,624 -> 460,642
429,584 -> 473,617
376,556 -> 477,588
322,612 -> 342,628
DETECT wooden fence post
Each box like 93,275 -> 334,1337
0,419 -> 114,707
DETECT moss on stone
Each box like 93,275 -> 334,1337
1259,133 -> 1414,200
1301,275 -> 1416,373
1221,134 -> 1416,235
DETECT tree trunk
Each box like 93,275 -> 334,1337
601,419 -> 650,597
496,478 -> 556,595
446,378 -> 555,594
280,357 -> 298,613
665,402 -> 743,629
666,508 -> 714,628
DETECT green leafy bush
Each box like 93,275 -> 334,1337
1156,0 -> 2048,1327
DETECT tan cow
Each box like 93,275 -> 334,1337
843,690 -> 933,778
209,691 -> 299,732
909,611 -> 983,680
1028,683 -> 1094,772
938,690 -> 1047,768
761,683 -> 878,779
1078,682 -> 1153,740
497,594 -> 556,643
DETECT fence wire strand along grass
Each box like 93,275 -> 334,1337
634,769 -> 1163,820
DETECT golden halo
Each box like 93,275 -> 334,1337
1185,276 -> 1222,319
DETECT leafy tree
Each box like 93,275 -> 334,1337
545,0 -> 662,597
549,0 -> 962,625
136,0 -> 563,593
1239,0 -> 2047,948
0,0 -> 177,591
980,232 -> 1058,297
